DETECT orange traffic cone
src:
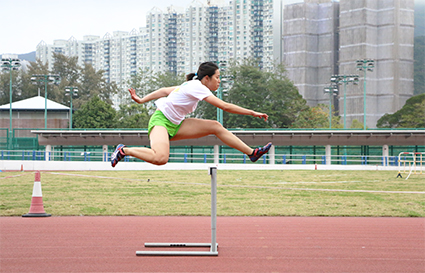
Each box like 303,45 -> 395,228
22,171 -> 51,217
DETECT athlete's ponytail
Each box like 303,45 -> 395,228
186,62 -> 219,81
186,73 -> 196,81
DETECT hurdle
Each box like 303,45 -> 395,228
398,152 -> 424,180
136,166 -> 218,256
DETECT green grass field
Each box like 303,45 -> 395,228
1,170 -> 424,217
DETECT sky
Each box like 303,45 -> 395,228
1,0 -> 424,55
0,0 -> 186,55
0,0 -> 314,55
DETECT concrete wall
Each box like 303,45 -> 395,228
283,1 -> 339,107
338,0 -> 415,128
283,0 -> 414,128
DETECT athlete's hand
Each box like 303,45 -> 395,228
128,88 -> 142,104
253,111 -> 268,121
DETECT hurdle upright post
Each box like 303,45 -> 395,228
136,166 -> 219,256
210,166 -> 217,253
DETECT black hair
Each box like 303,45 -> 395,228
186,62 -> 219,81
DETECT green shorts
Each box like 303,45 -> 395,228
148,110 -> 183,139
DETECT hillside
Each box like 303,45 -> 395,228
415,2 -> 425,37
0,51 -> 36,62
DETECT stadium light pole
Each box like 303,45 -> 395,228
323,85 -> 338,129
65,87 -> 78,129
31,74 -> 61,129
1,57 -> 21,150
330,74 -> 359,129
216,61 -> 227,125
356,59 -> 374,130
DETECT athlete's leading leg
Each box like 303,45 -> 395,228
172,118 -> 254,155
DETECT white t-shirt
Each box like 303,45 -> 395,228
155,80 -> 213,124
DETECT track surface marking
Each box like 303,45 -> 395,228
1,216 -> 424,272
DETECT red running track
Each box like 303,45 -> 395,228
1,216 -> 424,272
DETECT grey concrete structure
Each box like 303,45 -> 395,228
283,0 -> 415,128
339,0 -> 415,128
283,0 -> 339,107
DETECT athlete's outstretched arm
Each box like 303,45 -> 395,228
129,87 -> 177,104
203,95 -> 268,121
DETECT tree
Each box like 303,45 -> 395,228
0,70 -> 21,106
52,52 -> 80,84
150,71 -> 185,90
126,69 -> 185,105
49,55 -> 118,109
19,59 -> 52,101
49,53 -> 81,105
195,60 -> 308,128
377,93 -> 425,128
350,119 -> 365,129
29,54 -> 118,109
19,63 -> 40,99
77,63 -> 117,108
115,104 -> 150,128
126,68 -> 154,100
0,54 -> 118,116
291,104 -> 343,129
73,95 -> 117,128
118,70 -> 185,128
0,59 -> 48,105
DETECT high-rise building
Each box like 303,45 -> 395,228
35,0 -> 414,127
283,0 -> 338,107
165,6 -> 180,74
79,35 -> 99,67
36,39 -> 67,71
36,0 -> 276,77
283,0 -> 414,128
36,36 -> 98,71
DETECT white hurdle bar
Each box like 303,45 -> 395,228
136,166 -> 218,256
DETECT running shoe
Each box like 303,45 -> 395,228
111,144 -> 126,167
249,142 -> 272,162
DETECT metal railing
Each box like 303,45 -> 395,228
0,149 -> 409,166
